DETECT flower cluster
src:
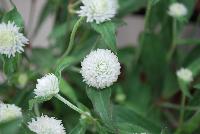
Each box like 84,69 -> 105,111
77,0 -> 119,24
168,3 -> 187,18
0,22 -> 28,58
81,49 -> 121,89
176,68 -> 193,83
0,103 -> 22,123
34,73 -> 59,98
28,115 -> 66,134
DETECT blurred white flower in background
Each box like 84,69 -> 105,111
77,0 -> 119,24
0,72 -> 6,84
0,103 -> 22,123
168,3 -> 187,18
81,49 -> 121,89
176,68 -> 193,83
28,115 -> 66,134
34,74 -> 59,98
0,22 -> 29,58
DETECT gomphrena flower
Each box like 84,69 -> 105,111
168,3 -> 187,18
81,49 -> 121,89
0,22 -> 29,58
28,115 -> 66,134
176,68 -> 193,83
34,73 -> 59,98
0,103 -> 22,123
77,0 -> 119,24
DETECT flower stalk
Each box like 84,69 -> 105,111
55,94 -> 93,121
62,17 -> 85,58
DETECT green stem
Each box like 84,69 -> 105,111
55,94 -> 94,121
133,0 -> 152,66
34,103 -> 40,117
62,17 -> 84,58
161,102 -> 199,111
71,0 -> 81,8
179,94 -> 186,130
167,18 -> 177,61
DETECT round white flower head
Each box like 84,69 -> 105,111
168,3 -> 187,18
77,0 -> 119,24
0,21 -> 29,58
28,115 -> 66,134
0,103 -> 22,123
34,73 -> 59,98
176,68 -> 193,83
81,49 -> 121,89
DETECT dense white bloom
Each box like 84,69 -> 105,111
77,0 -> 119,24
168,3 -> 187,18
34,74 -> 59,98
0,103 -> 22,123
28,115 -> 66,134
0,22 -> 28,58
81,49 -> 121,89
176,68 -> 193,83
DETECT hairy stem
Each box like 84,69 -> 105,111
62,17 -> 84,58
55,94 -> 95,122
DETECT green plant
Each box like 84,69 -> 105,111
0,0 -> 200,134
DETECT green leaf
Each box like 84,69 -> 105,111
177,79 -> 192,98
181,111 -> 200,134
60,78 -> 78,103
86,87 -> 116,132
31,48 -> 56,70
188,58 -> 200,77
0,118 -> 22,134
91,21 -> 117,53
29,95 -> 54,110
118,0 -> 147,17
2,6 -> 24,28
113,106 -> 161,133
55,57 -> 77,79
69,121 -> 87,134
117,123 -> 149,134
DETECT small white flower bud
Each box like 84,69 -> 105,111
34,73 -> 59,98
168,3 -> 187,18
176,68 -> 193,83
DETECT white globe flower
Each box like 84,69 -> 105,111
34,73 -> 59,98
0,22 -> 29,58
168,3 -> 187,18
0,103 -> 22,123
28,115 -> 66,134
81,49 -> 121,89
176,68 -> 193,83
77,0 -> 119,24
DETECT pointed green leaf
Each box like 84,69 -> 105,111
2,6 -> 24,28
91,22 -> 117,53
86,87 -> 116,132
